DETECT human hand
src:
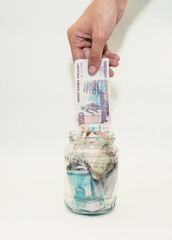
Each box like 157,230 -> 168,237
67,0 -> 127,76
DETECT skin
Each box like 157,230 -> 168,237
67,0 -> 127,77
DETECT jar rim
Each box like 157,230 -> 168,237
69,130 -> 115,142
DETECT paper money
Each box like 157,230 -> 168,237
75,58 -> 111,132
67,170 -> 104,211
67,170 -> 97,201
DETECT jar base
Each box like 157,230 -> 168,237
64,197 -> 117,215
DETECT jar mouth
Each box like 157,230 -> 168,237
69,130 -> 115,142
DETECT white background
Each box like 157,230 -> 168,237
0,0 -> 172,239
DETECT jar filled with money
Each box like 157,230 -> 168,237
64,127 -> 118,215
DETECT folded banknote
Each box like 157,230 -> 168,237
75,58 -> 111,132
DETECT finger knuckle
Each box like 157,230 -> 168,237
67,27 -> 73,37
99,34 -> 107,43
89,53 -> 99,63
94,31 -> 108,43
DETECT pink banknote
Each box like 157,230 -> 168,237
75,58 -> 111,132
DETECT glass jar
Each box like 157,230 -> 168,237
64,130 -> 118,215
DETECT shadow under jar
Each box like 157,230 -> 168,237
64,131 -> 118,215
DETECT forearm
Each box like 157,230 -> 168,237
117,0 -> 127,23
92,0 -> 127,24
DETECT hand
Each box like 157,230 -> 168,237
67,0 -> 127,76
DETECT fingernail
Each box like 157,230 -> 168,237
88,66 -> 96,75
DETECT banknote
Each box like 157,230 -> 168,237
67,170 -> 96,200
67,170 -> 104,210
75,58 -> 111,132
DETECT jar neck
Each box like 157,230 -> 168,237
69,130 -> 115,143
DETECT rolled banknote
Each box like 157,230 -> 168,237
75,58 -> 111,132
80,140 -> 117,181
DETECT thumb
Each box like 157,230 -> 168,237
88,35 -> 106,75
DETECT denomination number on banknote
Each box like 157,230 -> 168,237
78,112 -> 85,125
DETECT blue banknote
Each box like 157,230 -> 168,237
67,170 -> 104,209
